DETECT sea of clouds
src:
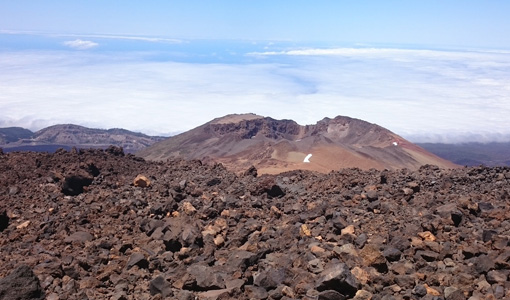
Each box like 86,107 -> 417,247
1,35 -> 509,143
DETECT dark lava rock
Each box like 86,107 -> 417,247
245,285 -> 268,299
383,247 -> 402,262
244,165 -> 258,177
149,275 -> 172,297
0,210 -> 9,232
206,178 -> 221,186
2,149 -> 510,299
64,231 -> 93,244
105,145 -> 124,156
267,184 -> 285,198
445,289 -> 466,300
474,254 -> 495,274
316,263 -> 359,298
482,229 -> 497,242
412,284 -> 427,297
415,250 -> 440,262
187,264 -> 226,290
318,289 -> 347,300
62,175 -> 93,196
253,268 -> 287,290
126,253 -> 149,269
0,265 -> 44,300
227,250 -> 263,271
366,190 -> 378,201
360,244 -> 388,273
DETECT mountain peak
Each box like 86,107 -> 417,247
210,113 -> 264,125
138,114 -> 458,174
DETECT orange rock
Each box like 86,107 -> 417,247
271,205 -> 282,216
310,245 -> 326,255
300,224 -> 312,237
351,267 -> 370,285
181,202 -> 196,215
424,284 -> 441,296
410,236 -> 424,247
16,220 -> 30,229
341,225 -> 355,235
133,175 -> 150,187
418,231 -> 436,241
213,235 -> 225,246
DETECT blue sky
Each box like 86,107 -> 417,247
1,1 -> 510,142
2,1 -> 510,47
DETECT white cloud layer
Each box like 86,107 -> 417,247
62,39 -> 98,50
65,34 -> 182,43
1,46 -> 510,143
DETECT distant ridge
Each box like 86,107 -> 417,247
0,124 -> 165,153
0,127 -> 33,144
137,114 -> 459,174
418,142 -> 510,167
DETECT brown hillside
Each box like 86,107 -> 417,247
137,114 -> 458,174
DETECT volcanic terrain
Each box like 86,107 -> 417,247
0,124 -> 165,154
1,147 -> 509,299
137,114 -> 458,174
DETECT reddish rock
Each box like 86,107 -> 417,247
133,174 -> 150,187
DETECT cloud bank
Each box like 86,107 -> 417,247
62,39 -> 98,50
1,45 -> 509,143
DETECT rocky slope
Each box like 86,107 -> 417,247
0,124 -> 165,153
137,114 -> 458,174
1,148 -> 509,299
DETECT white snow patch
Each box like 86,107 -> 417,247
393,142 -> 398,146
303,153 -> 312,163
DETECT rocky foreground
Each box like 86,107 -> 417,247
0,148 -> 509,300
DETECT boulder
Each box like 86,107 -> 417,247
359,244 -> 388,273
253,268 -> 287,290
0,265 -> 44,300
133,174 -> 150,187
126,252 -> 149,269
0,210 -> 9,232
149,275 -> 172,297
316,263 -> 360,298
62,174 -> 93,196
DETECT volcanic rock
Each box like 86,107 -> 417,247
0,148 -> 509,299
64,231 -> 93,244
360,244 -> 388,273
126,252 -> 149,269
253,268 -> 287,290
61,174 -> 93,196
149,275 -> 172,297
316,263 -> 360,297
133,174 -> 150,187
0,210 -> 9,232
0,265 -> 44,300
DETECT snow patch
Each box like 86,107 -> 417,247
303,153 -> 312,163
393,142 -> 398,146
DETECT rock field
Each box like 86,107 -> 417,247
1,147 -> 510,299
